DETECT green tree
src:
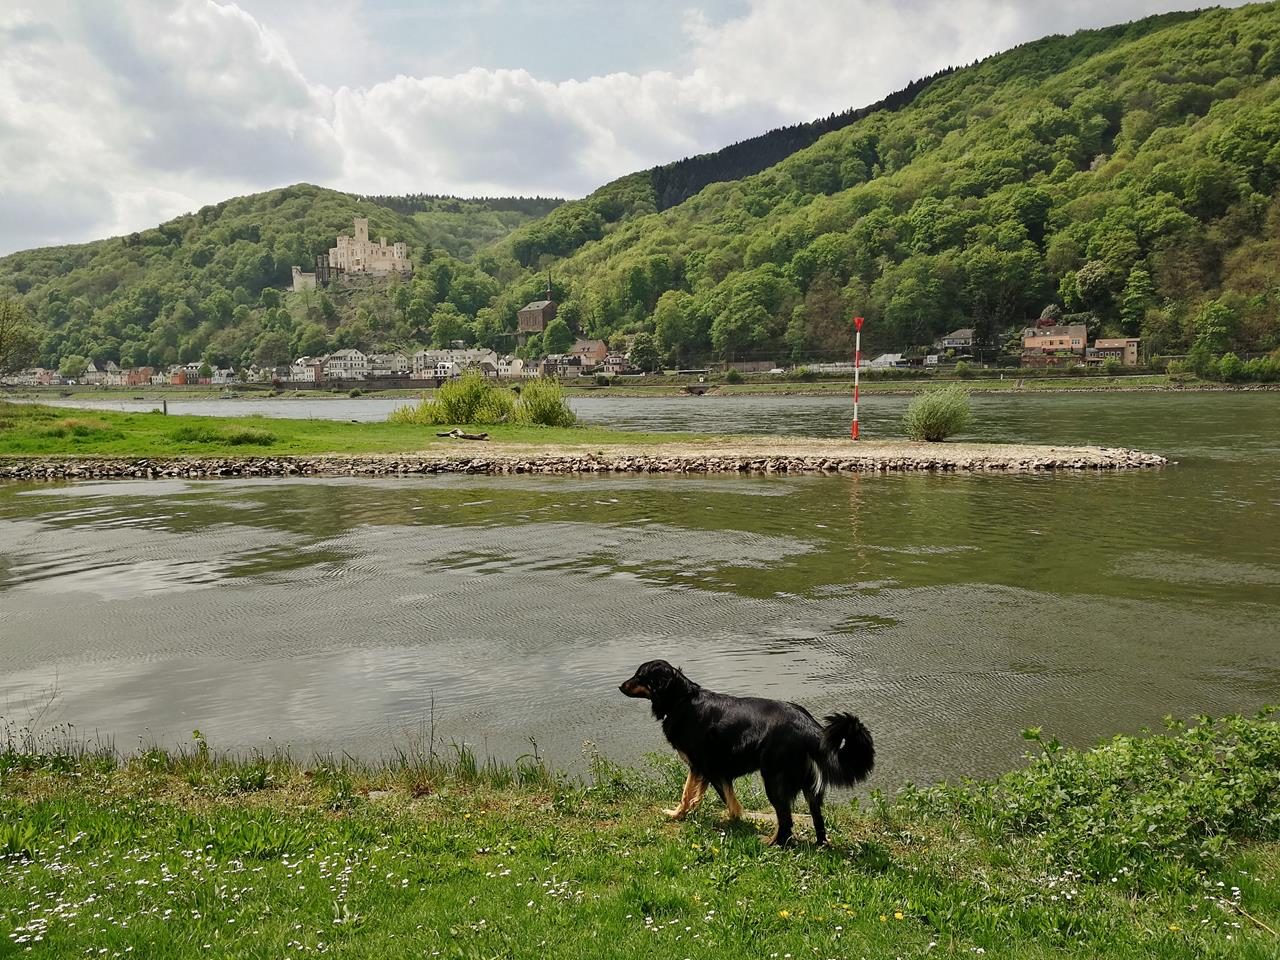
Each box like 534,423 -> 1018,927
254,331 -> 293,368
629,332 -> 662,372
292,323 -> 328,358
58,354 -> 89,381
653,290 -> 698,365
0,298 -> 40,373
543,317 -> 574,354
1119,267 -> 1155,335
431,304 -> 469,348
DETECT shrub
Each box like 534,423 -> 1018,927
919,712 -> 1280,886
170,424 -> 223,443
513,376 -> 576,427
40,418 -> 113,439
791,366 -> 817,382
222,427 -> 276,446
902,384 -> 973,441
1217,352 -> 1245,382
170,423 -> 275,446
348,388 -> 363,398
595,374 -> 612,387
1101,357 -> 1121,375
389,371 -> 574,427
724,368 -> 744,384
953,360 -> 973,379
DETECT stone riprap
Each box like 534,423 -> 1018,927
0,440 -> 1168,481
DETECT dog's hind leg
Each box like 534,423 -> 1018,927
803,785 -> 827,846
761,770 -> 796,846
714,781 -> 744,820
664,770 -> 707,820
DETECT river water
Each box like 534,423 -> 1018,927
2,392 -> 1278,789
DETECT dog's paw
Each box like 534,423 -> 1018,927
663,807 -> 688,820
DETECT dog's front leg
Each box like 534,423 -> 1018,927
664,771 -> 707,820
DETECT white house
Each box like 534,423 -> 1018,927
324,349 -> 368,380
600,354 -> 633,375
291,357 -> 324,383
497,356 -> 524,378
411,348 -> 498,379
369,352 -> 411,377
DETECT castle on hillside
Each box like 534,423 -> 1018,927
292,216 -> 413,292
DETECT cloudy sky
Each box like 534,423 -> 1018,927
0,0 -> 1250,255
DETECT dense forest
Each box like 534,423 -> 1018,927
1,3 -> 1278,373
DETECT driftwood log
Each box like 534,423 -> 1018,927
435,429 -> 490,441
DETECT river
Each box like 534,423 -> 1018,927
2,392 -> 1278,790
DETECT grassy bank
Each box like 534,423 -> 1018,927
0,402 -> 683,458
2,714 -> 1278,958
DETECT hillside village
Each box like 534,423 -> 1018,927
3,207 -> 1146,388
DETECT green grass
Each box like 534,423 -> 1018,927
1,714 -> 1277,958
0,402 -> 684,458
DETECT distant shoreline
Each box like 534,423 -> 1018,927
4,377 -> 1278,402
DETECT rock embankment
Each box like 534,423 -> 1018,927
0,444 -> 1168,482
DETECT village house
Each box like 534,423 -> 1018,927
368,353 -> 411,377
324,349 -> 368,380
291,357 -> 324,383
1089,337 -> 1142,366
125,367 -> 154,387
80,362 -> 105,385
1022,324 -> 1088,367
600,354 -> 632,375
569,339 -> 609,367
411,348 -> 498,379
543,354 -> 588,377
497,356 -> 524,378
937,328 -> 975,351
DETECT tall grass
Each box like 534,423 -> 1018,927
902,384 -> 973,441
390,371 -> 575,427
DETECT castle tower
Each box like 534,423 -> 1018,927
354,217 -> 369,244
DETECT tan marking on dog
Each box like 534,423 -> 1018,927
664,770 -> 707,820
722,782 -> 743,820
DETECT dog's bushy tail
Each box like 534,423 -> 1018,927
818,713 -> 875,787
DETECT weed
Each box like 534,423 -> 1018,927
902,384 -> 973,441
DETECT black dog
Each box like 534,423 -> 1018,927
619,659 -> 874,845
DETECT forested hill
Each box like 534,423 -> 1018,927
0,186 -> 555,370
648,69 -> 954,212
520,2 -> 1280,364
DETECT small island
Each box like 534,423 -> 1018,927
0,402 -> 1166,481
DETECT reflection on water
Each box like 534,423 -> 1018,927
1,392 -> 1279,788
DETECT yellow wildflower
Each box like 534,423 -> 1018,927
880,914 -> 888,923
779,910 -> 791,919
894,911 -> 905,921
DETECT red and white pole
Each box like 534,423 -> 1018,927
851,315 -> 864,440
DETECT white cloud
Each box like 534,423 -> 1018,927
0,0 -> 1251,256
